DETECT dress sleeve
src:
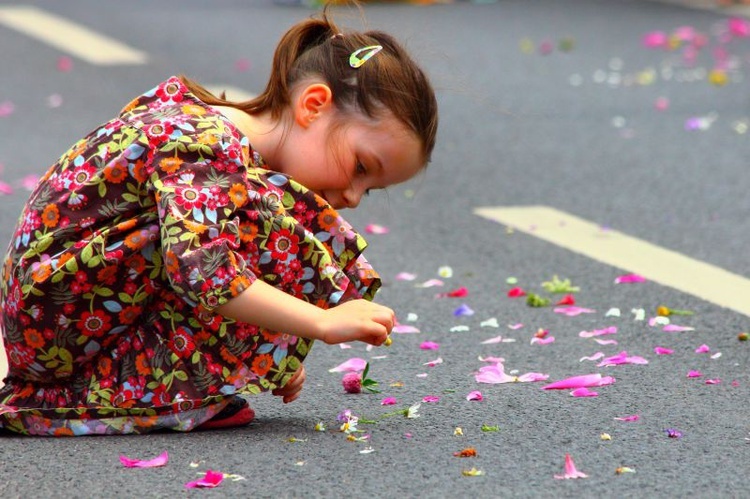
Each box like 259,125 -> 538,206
147,116 -> 256,311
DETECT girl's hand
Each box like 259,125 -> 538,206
272,364 -> 306,404
318,299 -> 395,346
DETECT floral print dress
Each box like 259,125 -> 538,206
0,76 -> 380,436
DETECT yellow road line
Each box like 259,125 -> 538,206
0,5 -> 147,65
474,205 -> 750,317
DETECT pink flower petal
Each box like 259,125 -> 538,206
695,344 -> 710,353
395,272 -> 416,281
185,470 -> 224,489
579,326 -> 617,338
705,378 -> 721,385
729,17 -> 750,37
0,101 -> 15,117
415,279 -> 443,288
508,323 -> 524,330
328,358 -> 367,373
424,357 -> 443,367
687,370 -> 702,378
517,372 -> 549,382
57,56 -> 73,72
654,346 -> 674,355
530,336 -> 555,345
554,306 -> 595,316
570,387 -> 598,397
642,31 -> 668,48
466,390 -> 483,401
554,453 -> 588,479
593,339 -> 619,345
393,324 -> 420,334
597,351 -> 648,367
481,335 -> 507,344
614,414 -> 640,422
478,356 -> 505,364
663,324 -> 695,332
555,294 -> 576,306
579,352 -> 605,362
0,181 -> 13,195
475,363 -> 516,384
119,451 -> 169,468
437,286 -> 468,298
507,287 -> 526,298
422,395 -> 440,403
614,273 -> 646,284
419,341 -> 440,350
542,374 -> 615,390
365,223 -> 389,234
381,397 -> 397,405
19,174 -> 40,190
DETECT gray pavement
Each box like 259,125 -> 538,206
1,0 -> 749,498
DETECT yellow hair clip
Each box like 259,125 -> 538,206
349,45 -> 383,68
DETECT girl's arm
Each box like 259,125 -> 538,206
215,279 -> 394,346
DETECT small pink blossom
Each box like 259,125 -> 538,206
729,17 -> 750,37
554,454 -> 588,479
654,346 -> 674,355
614,414 -> 640,422
342,372 -> 362,394
570,387 -> 598,398
381,397 -> 397,405
466,390 -> 483,401
687,370 -> 702,378
185,470 -> 224,489
695,344 -> 710,353
554,306 -> 595,317
614,273 -> 646,284
119,451 -> 169,468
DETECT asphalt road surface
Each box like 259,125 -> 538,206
1,0 -> 749,497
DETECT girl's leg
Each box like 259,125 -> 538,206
197,397 -> 255,430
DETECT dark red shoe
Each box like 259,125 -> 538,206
197,398 -> 255,430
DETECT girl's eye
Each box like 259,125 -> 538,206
356,161 -> 367,176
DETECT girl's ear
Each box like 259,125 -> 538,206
294,83 -> 333,128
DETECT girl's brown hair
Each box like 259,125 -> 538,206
181,8 -> 438,163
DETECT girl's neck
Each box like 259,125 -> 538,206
213,106 -> 282,167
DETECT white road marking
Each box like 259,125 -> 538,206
0,5 -> 147,65
474,205 -> 750,317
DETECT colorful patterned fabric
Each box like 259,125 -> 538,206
0,76 -> 380,436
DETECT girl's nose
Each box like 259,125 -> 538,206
342,187 -> 363,208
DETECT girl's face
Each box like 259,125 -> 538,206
276,84 -> 424,210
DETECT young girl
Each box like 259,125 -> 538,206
0,10 -> 438,436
